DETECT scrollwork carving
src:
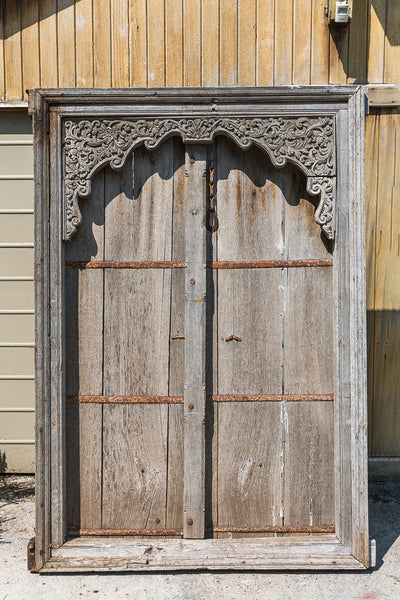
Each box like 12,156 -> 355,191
306,176 -> 335,240
63,116 -> 335,240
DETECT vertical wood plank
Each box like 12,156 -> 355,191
21,0 -> 40,99
75,0 -> 94,87
365,111 -> 380,455
256,0 -> 274,85
4,0 -> 23,101
329,25 -> 348,84
347,0 -> 368,83
219,0 -> 237,85
293,0 -> 311,85
93,0 -> 111,87
0,1 -> 4,101
238,0 -> 256,86
311,0 -> 329,84
147,0 -> 165,87
371,110 -> 400,456
39,0 -> 58,88
183,145 -> 207,539
216,140 -> 283,536
274,0 -> 293,85
384,0 -> 400,84
111,0 -> 129,87
65,171 -> 105,530
165,0 -> 183,86
102,144 -> 174,530
367,0 -> 386,84
283,165 -> 334,530
202,0 -> 219,86
129,0 -> 147,86
57,0 -> 76,87
284,403 -> 335,528
166,140 -> 186,530
183,0 -> 201,86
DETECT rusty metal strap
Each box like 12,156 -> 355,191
65,259 -> 333,269
207,259 -> 333,268
67,394 -> 333,404
68,525 -> 334,536
65,261 -> 186,269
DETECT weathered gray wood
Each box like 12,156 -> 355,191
101,145 -> 173,531
215,140 -> 284,537
49,110 -> 66,549
31,86 -> 369,571
284,403 -> 335,529
348,89 -> 369,566
65,169 -> 105,530
166,139 -> 186,531
32,89 -> 51,571
183,145 -> 208,539
43,535 -> 364,572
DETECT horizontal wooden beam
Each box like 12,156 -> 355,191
67,394 -> 334,404
368,85 -> 400,108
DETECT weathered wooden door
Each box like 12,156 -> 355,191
32,87 -> 369,571
65,135 -> 334,540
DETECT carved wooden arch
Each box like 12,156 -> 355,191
63,116 -> 336,241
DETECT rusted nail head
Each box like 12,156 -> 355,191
190,278 -> 195,284
187,518 -> 193,526
155,517 -> 161,524
189,157 -> 195,164
188,403 -> 194,410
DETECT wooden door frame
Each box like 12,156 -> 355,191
30,86 -> 370,571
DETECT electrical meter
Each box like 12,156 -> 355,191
328,1 -> 352,24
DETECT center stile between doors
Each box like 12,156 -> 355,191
65,137 -> 335,541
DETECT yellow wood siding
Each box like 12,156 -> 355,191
0,110 -> 34,473
0,1 -> 400,466
0,0 -> 398,99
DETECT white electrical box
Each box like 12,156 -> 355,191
329,1 -> 352,24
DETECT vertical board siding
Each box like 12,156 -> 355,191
93,0 -> 111,87
1,0 -> 400,99
367,109 -> 400,456
166,0 -> 183,86
57,0 -> 76,88
3,0 -> 22,101
111,0 -> 129,87
21,1 -> 40,100
75,0 -> 94,87
129,0 -> 147,87
39,0 -> 58,88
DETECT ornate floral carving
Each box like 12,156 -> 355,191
63,116 -> 335,240
306,176 -> 335,240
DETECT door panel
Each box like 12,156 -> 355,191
65,135 -> 335,538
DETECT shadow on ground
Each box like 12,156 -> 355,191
369,481 -> 400,569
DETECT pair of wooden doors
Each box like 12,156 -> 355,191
32,87 -> 369,571
65,136 -> 334,540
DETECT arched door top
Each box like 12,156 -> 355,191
63,115 -> 336,241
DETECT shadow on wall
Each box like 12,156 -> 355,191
0,451 -> 7,473
1,0 -> 80,38
330,0 -> 400,83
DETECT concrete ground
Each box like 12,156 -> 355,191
1,476 -> 400,600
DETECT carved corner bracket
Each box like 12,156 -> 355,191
63,116 -> 336,241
